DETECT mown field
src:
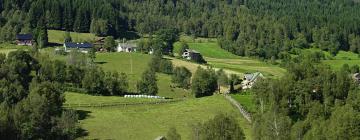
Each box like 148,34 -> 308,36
301,48 -> 360,70
95,53 -> 191,99
174,41 -> 286,78
48,30 -> 97,44
67,94 -> 252,140
231,94 -> 256,113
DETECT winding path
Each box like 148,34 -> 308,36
224,94 -> 252,123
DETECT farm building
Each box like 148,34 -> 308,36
117,43 -> 137,52
93,37 -> 105,46
241,72 -> 264,89
16,34 -> 33,46
64,42 -> 93,53
182,49 -> 205,63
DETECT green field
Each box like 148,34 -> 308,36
68,94 -> 252,140
174,40 -> 286,78
301,48 -> 360,70
48,30 -> 97,44
0,43 -> 31,55
95,53 -> 191,98
230,94 -> 256,113
174,42 -> 240,59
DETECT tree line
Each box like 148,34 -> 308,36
1,0 -> 359,58
0,50 -> 78,139
251,52 -> 360,139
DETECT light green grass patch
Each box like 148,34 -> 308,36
96,53 -> 191,98
302,48 -> 360,70
230,94 -> 255,113
48,30 -> 96,44
71,95 -> 252,140
174,42 -> 240,59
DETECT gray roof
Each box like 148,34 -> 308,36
16,34 -> 33,40
244,72 -> 264,82
119,43 -> 137,48
185,49 -> 200,54
65,42 -> 93,48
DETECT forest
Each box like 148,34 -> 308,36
0,0 -> 359,58
0,0 -> 360,139
252,52 -> 360,139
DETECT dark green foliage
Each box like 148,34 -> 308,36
172,67 -> 192,89
159,59 -> 173,74
64,31 -> 72,43
137,69 -> 158,95
166,127 -> 181,140
0,50 -> 78,139
252,56 -> 360,139
88,47 -> 96,63
149,53 -> 174,74
90,19 -> 109,37
82,66 -> 105,95
155,28 -> 180,54
192,113 -> 246,140
191,67 -> 218,98
104,36 -> 116,52
351,65 -> 359,73
103,71 -> 128,96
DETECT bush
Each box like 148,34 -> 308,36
191,67 -> 218,98
172,67 -> 192,89
159,59 -> 173,74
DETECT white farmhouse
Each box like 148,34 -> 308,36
117,43 -> 137,52
241,72 -> 264,89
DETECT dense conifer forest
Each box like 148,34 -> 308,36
0,0 -> 360,139
0,0 -> 359,57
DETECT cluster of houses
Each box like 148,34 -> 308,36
15,33 -> 205,62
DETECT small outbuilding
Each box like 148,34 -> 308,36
241,72 -> 264,89
182,49 -> 205,63
16,34 -> 33,46
93,37 -> 105,46
64,42 -> 93,53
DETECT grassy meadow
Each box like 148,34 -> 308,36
48,30 -> 97,44
174,39 -> 286,78
301,48 -> 360,70
68,94 -> 252,140
95,53 -> 191,98
231,94 -> 256,113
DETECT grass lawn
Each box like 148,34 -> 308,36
48,30 -> 96,44
174,42 -> 240,59
0,43 -> 31,55
302,48 -> 360,70
174,41 -> 286,78
96,53 -> 192,98
230,94 -> 256,113
69,95 -> 252,140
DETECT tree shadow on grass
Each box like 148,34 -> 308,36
76,110 -> 91,120
95,61 -> 107,65
47,42 -> 63,47
75,110 -> 92,138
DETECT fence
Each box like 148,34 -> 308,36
63,99 -> 184,108
224,94 -> 252,123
